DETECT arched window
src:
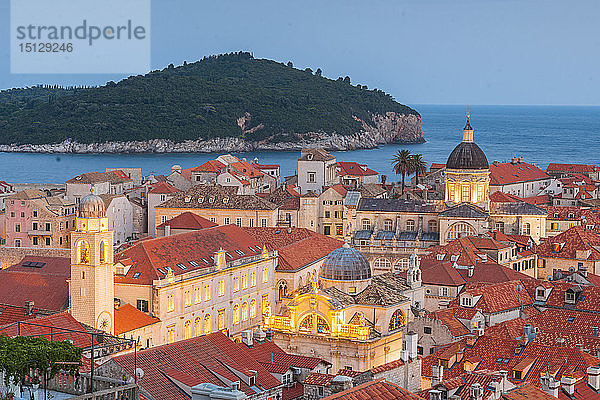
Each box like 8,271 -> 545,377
78,240 -> 89,264
406,220 -> 416,231
204,314 -> 212,334
299,315 -> 313,332
374,258 -> 392,270
383,219 -> 393,231
389,309 -> 406,331
242,302 -> 248,321
99,241 -> 106,263
522,222 -> 531,235
278,281 -> 288,301
395,258 -> 410,272
428,220 -> 438,233
316,316 -> 330,334
250,299 -> 257,319
361,219 -> 371,230
447,222 -> 475,241
298,276 -> 303,289
194,317 -> 202,336
184,320 -> 192,340
233,304 -> 240,325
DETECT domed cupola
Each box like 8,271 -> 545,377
444,115 -> 491,208
320,244 -> 371,294
446,115 -> 489,170
79,193 -> 106,218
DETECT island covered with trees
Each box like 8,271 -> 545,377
0,52 -> 424,153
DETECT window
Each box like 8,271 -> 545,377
161,215 -> 168,223
495,221 -> 505,233
250,271 -> 256,287
324,211 -> 330,218
45,238 -> 50,246
461,297 -> 473,307
262,294 -> 270,315
461,184 -> 470,202
137,299 -> 149,312
250,299 -> 257,318
324,225 -> 331,235
184,320 -> 192,339
194,287 -> 201,303
167,325 -> 176,344
522,222 -> 531,235
565,291 -> 576,304
33,210 -> 38,217
204,314 -> 212,334
361,219 -> 371,230
249,218 -> 255,227
218,280 -> 225,296
348,286 -> 356,294
45,222 -> 50,231
440,287 -> 449,297
218,309 -> 226,330
383,219 -> 393,231
262,266 -> 269,283
307,172 -> 316,183
204,284 -> 211,301
15,224 -> 20,232
428,220 -> 438,233
224,217 -> 230,225
14,239 -> 21,248
447,222 -> 475,241
195,317 -> 202,336
242,274 -> 248,289
184,290 -> 192,307
389,309 -> 406,331
406,220 -> 415,231
167,294 -> 175,312
236,218 -> 242,226
395,258 -> 410,272
424,326 -> 432,334
33,237 -> 38,246
233,304 -> 240,325
233,276 -> 239,292
374,258 -> 392,270
261,218 -> 267,227
336,225 -> 343,236
210,217 -> 216,223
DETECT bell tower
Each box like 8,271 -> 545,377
70,193 -> 115,334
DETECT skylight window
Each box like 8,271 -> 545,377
190,261 -> 200,267
567,317 -> 575,323
177,263 -> 187,270
226,252 -> 233,259
201,258 -> 208,264
235,249 -> 245,256
157,268 -> 166,274
132,272 -> 141,279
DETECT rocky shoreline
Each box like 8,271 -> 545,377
0,112 -> 424,154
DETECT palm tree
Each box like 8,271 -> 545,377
392,149 -> 413,194
410,154 -> 428,186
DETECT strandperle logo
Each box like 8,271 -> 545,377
15,20 -> 147,46
11,0 -> 150,74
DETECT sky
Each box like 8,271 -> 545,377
1,0 -> 599,105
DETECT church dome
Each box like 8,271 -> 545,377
79,193 -> 106,218
321,246 -> 371,281
446,142 -> 489,170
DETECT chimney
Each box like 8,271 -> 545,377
431,365 -> 444,386
511,156 -> 518,164
468,264 -> 474,277
469,383 -> 483,400
241,330 -> 253,347
405,331 -> 418,359
498,370 -> 508,394
400,350 -> 409,362
165,224 -> 171,237
580,265 -> 588,278
561,376 -> 576,396
381,175 -> 387,185
594,327 -> 599,337
587,366 -> 600,391
25,301 -> 34,315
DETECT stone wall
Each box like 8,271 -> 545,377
0,246 -> 70,268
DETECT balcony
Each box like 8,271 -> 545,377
27,229 -> 52,236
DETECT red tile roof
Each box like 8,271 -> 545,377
547,163 -> 600,174
489,162 -> 550,186
111,332 -> 282,400
0,305 -> 37,326
148,181 -> 180,194
304,372 -> 335,386
430,163 -> 446,170
230,161 -> 265,178
243,227 -> 343,271
253,162 -> 280,170
245,339 -> 327,370
522,194 -> 552,206
426,308 -> 475,337
114,304 -> 160,335
192,160 -> 226,173
336,162 -> 378,177
490,191 -> 524,203
114,225 -> 265,285
156,211 -> 217,230
283,382 -> 304,400
537,226 -> 600,260
321,378 -> 422,400
449,280 -> 534,314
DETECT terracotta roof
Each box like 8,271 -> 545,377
114,225 -> 265,285
522,194 -> 552,206
490,161 -> 550,185
156,211 -> 217,230
326,184 -> 349,197
283,382 -> 304,400
245,339 -> 327,370
431,163 -> 446,170
243,227 -> 343,271
544,282 -> 600,312
253,162 -> 280,170
420,261 -> 466,286
304,372 -> 335,386
321,378 -> 422,400
66,171 -> 132,184
336,162 -> 378,177
148,181 -> 180,194
547,163 -> 600,174
191,160 -> 226,173
158,185 -> 277,210
537,226 -> 600,260
0,305 -> 37,326
420,370 -> 504,400
111,332 -> 282,400
299,148 -> 335,162
490,191 -> 524,203
230,161 -> 265,178
426,308 -> 474,337
114,304 -> 160,335
449,280 -> 534,314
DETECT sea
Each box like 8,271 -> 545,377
1,105 -> 600,184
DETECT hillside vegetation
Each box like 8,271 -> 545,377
0,52 -> 419,145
